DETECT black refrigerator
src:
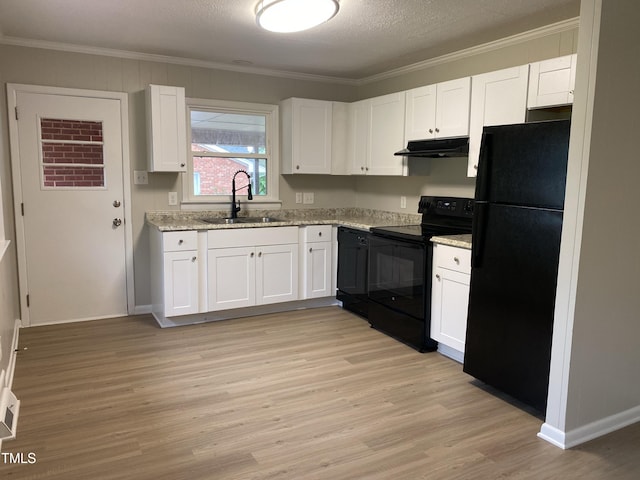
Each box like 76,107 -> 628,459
463,119 -> 571,413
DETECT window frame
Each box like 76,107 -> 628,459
182,98 -> 280,209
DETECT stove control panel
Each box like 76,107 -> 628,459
419,196 -> 474,218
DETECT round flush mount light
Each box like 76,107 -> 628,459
256,0 -> 340,33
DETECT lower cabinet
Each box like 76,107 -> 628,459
431,243 -> 471,361
207,227 -> 299,311
299,225 -> 332,298
150,230 -> 201,318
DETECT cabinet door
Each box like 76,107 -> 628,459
146,85 -> 187,172
527,54 -> 577,109
404,85 -> 437,141
303,241 -> 332,299
468,65 -> 529,176
256,244 -> 299,305
208,246 -> 256,311
348,99 -> 370,175
368,92 -> 405,176
283,98 -> 332,174
163,250 -> 199,317
435,77 -> 471,138
431,266 -> 470,354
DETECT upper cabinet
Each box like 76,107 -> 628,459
146,84 -> 187,172
528,54 -> 577,109
281,98 -> 333,174
349,92 -> 405,176
404,77 -> 471,142
467,65 -> 529,176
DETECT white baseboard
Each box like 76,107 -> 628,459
539,404 -> 640,449
132,304 -> 152,315
6,319 -> 21,390
153,297 -> 340,328
436,344 -> 464,364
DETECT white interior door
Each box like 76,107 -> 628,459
10,89 -> 130,325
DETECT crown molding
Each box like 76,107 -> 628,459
0,36 -> 360,86
0,16 -> 578,87
359,17 -> 580,85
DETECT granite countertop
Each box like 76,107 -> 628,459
146,208 -> 422,232
431,234 -> 472,250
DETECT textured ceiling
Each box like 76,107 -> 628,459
0,0 -> 580,80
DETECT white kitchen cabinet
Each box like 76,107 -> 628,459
349,93 -> 405,176
431,243 -> 471,363
404,77 -> 471,142
151,230 -> 200,318
146,84 -> 187,172
468,65 -> 529,176
207,227 -> 299,311
299,225 -> 332,299
281,98 -> 333,174
528,54 -> 577,109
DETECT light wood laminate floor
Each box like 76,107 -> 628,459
1,307 -> 639,479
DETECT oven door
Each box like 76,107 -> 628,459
368,233 -> 427,319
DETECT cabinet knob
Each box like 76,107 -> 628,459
296,165 -> 300,170
318,232 -> 322,237
192,256 -> 197,262
454,257 -> 460,264
474,164 -> 478,170
435,128 -> 440,133
570,90 -> 574,95
250,252 -> 255,257
428,128 -> 433,134
258,252 -> 262,258
178,239 -> 184,245
309,247 -> 313,253
365,167 -> 369,171
436,274 -> 441,280
361,166 -> 365,171
180,163 -> 185,167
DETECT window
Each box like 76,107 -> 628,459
183,99 -> 279,206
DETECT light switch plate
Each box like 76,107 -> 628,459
303,192 -> 314,204
295,192 -> 303,204
400,196 -> 407,209
168,192 -> 178,206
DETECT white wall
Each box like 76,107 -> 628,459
543,0 -> 640,448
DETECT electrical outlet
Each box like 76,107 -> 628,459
303,192 -> 314,204
400,196 -> 407,209
168,192 -> 178,206
134,170 -> 148,185
295,192 -> 303,204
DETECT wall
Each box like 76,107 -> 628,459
0,72 -> 20,383
0,20 -> 580,313
544,0 -> 640,446
0,44 -> 357,309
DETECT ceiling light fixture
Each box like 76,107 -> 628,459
256,0 -> 339,33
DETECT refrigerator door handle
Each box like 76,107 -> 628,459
475,132 -> 493,201
471,202 -> 487,269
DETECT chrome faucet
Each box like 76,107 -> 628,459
231,169 -> 253,218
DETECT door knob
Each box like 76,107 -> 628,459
113,218 -> 122,227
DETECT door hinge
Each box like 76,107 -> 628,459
21,203 -> 24,216
26,294 -> 30,307
15,106 -> 18,120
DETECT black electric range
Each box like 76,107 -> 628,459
367,196 -> 474,351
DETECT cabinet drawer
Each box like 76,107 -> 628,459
208,226 -> 298,249
163,231 -> 198,252
434,244 -> 471,274
302,225 -> 332,242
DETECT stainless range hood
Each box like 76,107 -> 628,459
395,137 -> 469,158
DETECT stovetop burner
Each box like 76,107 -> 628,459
370,196 -> 474,242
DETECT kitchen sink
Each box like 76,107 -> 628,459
201,216 -> 283,224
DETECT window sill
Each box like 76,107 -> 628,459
180,199 -> 283,212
